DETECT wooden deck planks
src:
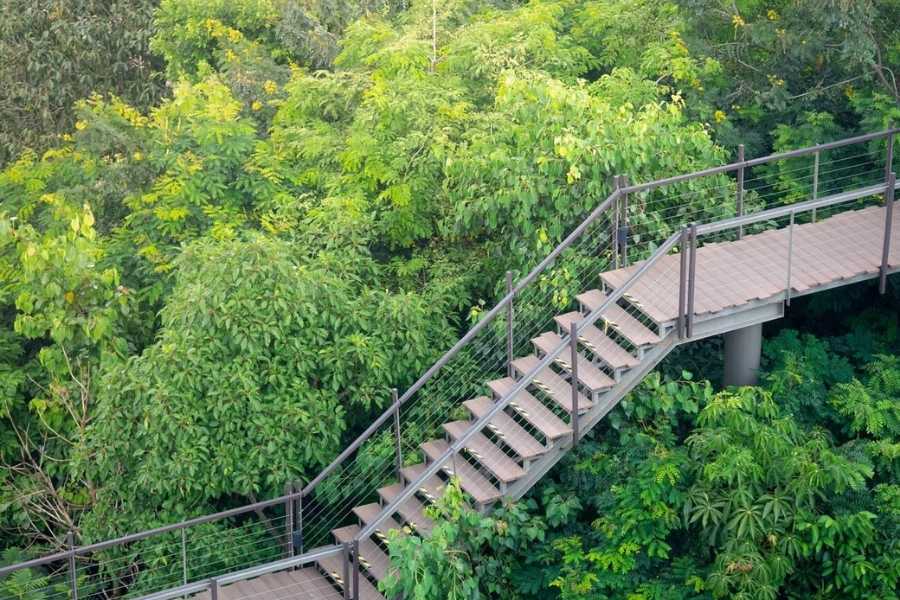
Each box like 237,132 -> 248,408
600,202 -> 898,324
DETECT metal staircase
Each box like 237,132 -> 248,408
2,130 -> 898,600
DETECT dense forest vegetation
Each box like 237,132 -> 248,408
0,0 -> 898,598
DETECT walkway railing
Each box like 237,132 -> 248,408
1,129 -> 896,600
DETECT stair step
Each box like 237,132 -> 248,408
400,464 -> 446,502
421,439 -> 503,504
576,289 -> 661,347
317,552 -> 386,600
442,421 -> 527,482
331,525 -> 391,582
486,378 -> 572,441
511,355 -> 593,414
377,483 -> 434,535
532,332 -> 615,392
554,311 -> 640,370
353,503 -> 405,542
463,396 -> 546,460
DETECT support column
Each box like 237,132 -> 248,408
723,323 -> 762,387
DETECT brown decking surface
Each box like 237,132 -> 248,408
193,568 -> 343,600
600,203 -> 899,324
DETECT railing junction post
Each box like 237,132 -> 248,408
619,175 -> 630,266
569,321 -> 579,445
181,528 -> 188,586
677,228 -> 689,339
295,488 -> 304,555
506,271 -> 514,377
351,540 -> 360,600
686,224 -> 698,338
209,579 -> 219,600
342,543 -> 351,600
811,150 -> 820,223
284,482 -> 294,558
881,171 -> 896,294
612,175 -> 621,269
786,211 -> 795,306
392,388 -> 402,479
736,144 -> 745,239
66,531 -> 78,600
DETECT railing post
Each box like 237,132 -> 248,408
351,540 -> 360,600
392,388 -> 402,478
342,543 -> 351,600
506,271 -> 514,377
786,211 -> 795,306
881,171 -> 896,294
885,132 -> 895,182
686,224 -> 698,338
209,579 -> 219,600
66,531 -> 78,600
181,528 -> 188,587
736,144 -> 745,239
612,175 -> 621,269
619,175 -> 630,266
569,321 -> 579,445
295,489 -> 304,555
811,150 -> 820,223
284,483 -> 294,558
677,228 -> 689,339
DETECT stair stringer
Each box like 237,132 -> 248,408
505,332 -> 678,501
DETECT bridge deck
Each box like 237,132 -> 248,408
601,202 -> 898,325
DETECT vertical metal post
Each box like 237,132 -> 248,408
351,541 -> 360,600
209,579 -> 219,600
786,211 -> 795,306
569,321 -> 579,444
66,531 -> 78,600
736,144 -> 745,239
506,271 -> 514,377
881,172 -> 896,294
284,483 -> 294,558
392,388 -> 402,478
620,175 -> 629,266
181,528 -> 188,587
885,132 -> 895,182
296,491 -> 304,555
612,176 -> 621,269
686,225 -> 698,338
342,544 -> 351,600
677,228 -> 689,339
811,151 -> 820,223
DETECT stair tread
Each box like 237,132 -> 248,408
401,464 -> 446,502
442,421 -> 527,482
317,552 -> 385,600
532,331 -> 615,392
378,483 -> 434,535
511,355 -> 593,413
353,503 -> 405,541
463,396 -> 546,460
486,378 -> 572,440
421,439 -> 503,504
554,311 -> 640,370
330,525 -> 391,582
576,289 -> 661,346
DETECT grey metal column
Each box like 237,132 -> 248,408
392,389 -> 402,478
881,171 -> 896,294
736,144 -> 745,239
506,271 -> 514,376
67,531 -> 78,600
284,483 -> 294,558
723,323 -> 762,387
569,321 -> 579,444
620,175 -> 629,266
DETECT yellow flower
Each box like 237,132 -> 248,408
225,49 -> 237,62
132,151 -> 144,162
75,120 -> 87,131
732,14 -> 745,28
251,100 -> 263,111
62,134 -> 74,142
263,80 -> 278,95
64,291 -> 75,304
767,9 -> 779,21
714,110 -> 727,124
227,29 -> 242,43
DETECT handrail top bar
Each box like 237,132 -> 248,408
621,128 -> 898,196
1,128 -> 892,577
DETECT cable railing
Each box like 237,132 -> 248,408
1,128 -> 896,600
